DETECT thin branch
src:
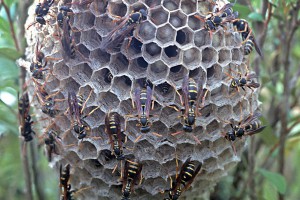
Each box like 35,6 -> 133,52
20,142 -> 33,200
0,0 -> 20,51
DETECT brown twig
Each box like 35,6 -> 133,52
0,0 -> 20,51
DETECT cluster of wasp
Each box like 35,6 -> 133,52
19,0 -> 267,199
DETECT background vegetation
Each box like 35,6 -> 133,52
0,0 -> 299,199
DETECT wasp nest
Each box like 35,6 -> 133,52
23,0 -> 261,199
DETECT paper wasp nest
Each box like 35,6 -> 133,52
24,0 -> 260,199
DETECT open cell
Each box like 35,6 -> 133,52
194,29 -> 211,47
169,65 -> 188,83
128,57 -> 148,78
156,24 -> 176,44
162,45 -> 181,65
111,75 -> 132,100
169,11 -> 187,29
60,77 -> 80,93
53,61 -> 69,80
148,61 -> 169,82
188,15 -> 203,31
231,48 -> 243,62
201,47 -> 217,67
80,30 -> 102,51
176,27 -> 193,47
98,91 -> 120,110
108,2 -> 127,18
137,21 -> 156,42
144,0 -> 162,7
207,64 -> 222,86
95,14 -> 116,37
91,68 -> 112,91
150,6 -> 169,26
183,48 -> 201,69
73,11 -> 95,30
70,63 -> 93,85
77,44 -> 90,59
163,0 -> 180,11
212,30 -> 225,48
181,0 -> 197,15
143,42 -> 162,61
89,48 -> 110,70
218,48 -> 231,65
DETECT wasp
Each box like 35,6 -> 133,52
104,71 -> 113,83
61,17 -> 76,59
194,3 -> 236,36
57,6 -> 73,29
68,91 -> 99,140
27,0 -> 55,29
232,18 -> 262,57
105,112 -> 125,160
121,159 -> 143,200
222,112 -> 266,154
224,67 -> 260,97
18,93 -> 35,142
99,9 -> 147,52
164,158 -> 202,200
171,76 -> 207,133
44,129 -> 61,162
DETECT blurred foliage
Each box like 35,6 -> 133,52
0,0 -> 57,200
0,0 -> 299,200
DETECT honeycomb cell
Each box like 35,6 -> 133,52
212,30 -> 225,48
70,63 -> 92,85
98,91 -> 120,110
188,15 -> 203,31
176,27 -> 193,48
155,144 -> 176,163
148,121 -> 168,142
207,64 -> 221,80
95,14 -> 116,37
78,85 -> 97,105
91,68 -> 112,92
143,160 -> 161,179
111,75 -> 132,100
169,10 -> 187,29
148,60 -> 169,82
89,48 -> 110,70
143,42 -> 162,62
135,140 -> 156,160
231,48 -> 243,62
109,53 -> 129,75
162,45 -> 180,65
128,57 -> 148,78
217,105 -> 232,119
89,1 -> 108,16
225,32 -> 239,47
137,21 -> 157,42
144,0 -> 162,7
219,49 -> 232,65
160,107 -> 179,128
51,62 -> 68,81
156,24 -> 176,45
183,47 -> 201,69
181,0 -> 197,15
154,81 -> 175,104
83,106 -> 105,127
169,65 -> 188,83
73,11 -> 95,30
77,43 -> 90,58
108,1 -> 127,17
80,30 -> 102,51
201,47 -> 217,67
163,0 -> 180,11
77,141 -> 97,160
194,29 -> 211,47
60,77 -> 80,92
122,37 -> 143,59
149,6 -> 169,26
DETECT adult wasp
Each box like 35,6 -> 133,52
27,0 -> 55,29
44,129 -> 61,162
99,8 -> 147,52
164,158 -> 202,200
121,159 -> 143,200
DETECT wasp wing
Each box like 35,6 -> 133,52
145,86 -> 153,118
245,125 -> 266,136
182,76 -> 190,116
240,112 -> 262,128
134,87 -> 142,117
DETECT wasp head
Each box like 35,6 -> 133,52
225,131 -> 236,141
139,9 -> 147,20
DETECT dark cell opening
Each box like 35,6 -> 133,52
124,76 -> 132,86
110,2 -> 127,17
176,30 -> 186,44
207,66 -> 215,78
104,69 -> 113,83
159,82 -> 170,94
78,44 -> 90,58
170,65 -> 182,73
137,57 -> 148,68
164,45 -> 178,58
130,37 -> 143,52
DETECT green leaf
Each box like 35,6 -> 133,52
0,17 -> 10,33
258,168 -> 287,194
248,12 -> 264,22
263,180 -> 279,200
0,46 -> 22,60
233,4 -> 251,19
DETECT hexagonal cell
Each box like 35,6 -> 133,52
98,91 -> 120,110
108,1 -> 127,17
143,42 -> 162,62
142,160 -> 162,179
73,11 -> 95,30
122,37 -> 143,59
218,48 -> 231,65
217,105 -> 233,119
231,48 -> 243,62
69,63 -> 92,85
156,24 -> 176,45
80,29 -> 102,51
225,32 -> 239,47
149,6 -> 169,26
91,68 -> 112,91
109,53 -> 129,75
144,0 -> 162,7
89,1 -> 108,16
169,10 -> 187,29
78,85 -> 97,105
169,65 -> 188,83
77,141 -> 97,160
137,21 -> 156,42
212,30 -> 225,48
176,27 -> 193,47
194,29 -> 211,47
162,45 -> 180,65
207,64 -> 221,80
154,81 -> 176,104
183,47 -> 201,69
201,47 -> 217,67
163,0 -> 180,11
111,75 -> 132,100
89,48 -> 110,70
95,14 -> 115,37
160,106 -> 180,128
52,61 -> 69,80
128,57 -> 149,78
148,60 -> 169,82
188,15 -> 203,31
181,0 -> 197,14
60,77 -> 80,92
